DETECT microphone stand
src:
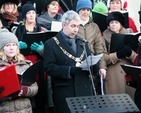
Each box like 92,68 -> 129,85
81,42 -> 97,96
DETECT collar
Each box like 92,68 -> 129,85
80,17 -> 90,26
60,30 -> 76,44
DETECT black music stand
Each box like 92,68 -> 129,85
66,94 -> 140,113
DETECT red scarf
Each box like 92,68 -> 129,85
2,11 -> 19,26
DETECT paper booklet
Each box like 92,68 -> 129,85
79,53 -> 103,70
21,31 -> 58,55
51,21 -> 62,32
121,64 -> 141,81
0,64 -> 20,98
110,32 -> 141,53
18,60 -> 40,86
92,12 -> 107,32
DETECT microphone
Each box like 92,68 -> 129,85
76,36 -> 88,43
80,41 -> 97,96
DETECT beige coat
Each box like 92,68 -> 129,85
77,19 -> 107,69
103,27 -> 137,100
0,59 -> 38,113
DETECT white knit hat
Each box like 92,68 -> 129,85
0,29 -> 18,50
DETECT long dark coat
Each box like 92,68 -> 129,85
44,32 -> 93,113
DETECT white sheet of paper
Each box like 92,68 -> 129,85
100,75 -> 105,95
79,53 -> 103,70
124,64 -> 141,69
51,21 -> 62,32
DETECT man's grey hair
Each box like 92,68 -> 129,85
61,10 -> 80,24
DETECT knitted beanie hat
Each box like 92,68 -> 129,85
0,29 -> 18,50
76,0 -> 92,12
93,2 -> 108,14
107,12 -> 125,26
22,1 -> 36,19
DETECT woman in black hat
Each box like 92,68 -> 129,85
103,11 -> 136,100
15,2 -> 48,113
0,0 -> 22,31
37,0 -> 62,30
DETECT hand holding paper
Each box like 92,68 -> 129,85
79,54 -> 103,70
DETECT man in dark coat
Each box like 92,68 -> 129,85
44,10 -> 99,113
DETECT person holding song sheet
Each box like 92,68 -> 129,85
123,38 -> 141,110
44,10 -> 99,113
15,1 -> 47,62
76,0 -> 107,94
107,0 -> 138,33
0,28 -> 38,113
103,11 -> 137,100
15,2 -> 51,113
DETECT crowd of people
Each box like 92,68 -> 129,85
0,0 -> 141,113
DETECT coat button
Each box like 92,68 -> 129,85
85,85 -> 87,88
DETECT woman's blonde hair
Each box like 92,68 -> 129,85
0,4 -> 18,14
0,45 -> 25,62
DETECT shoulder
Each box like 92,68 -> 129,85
103,29 -> 113,41
25,60 -> 32,66
17,60 -> 32,66
121,27 -> 133,33
56,13 -> 63,21
89,19 -> 101,30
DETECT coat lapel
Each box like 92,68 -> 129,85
75,39 -> 84,57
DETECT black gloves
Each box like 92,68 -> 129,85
90,64 -> 99,74
116,45 -> 132,59
70,67 -> 82,76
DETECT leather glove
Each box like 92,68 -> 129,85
70,67 -> 82,76
116,45 -> 132,59
8,85 -> 28,99
0,87 -> 4,94
18,85 -> 28,97
90,64 -> 99,74
18,41 -> 27,49
30,41 -> 44,53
